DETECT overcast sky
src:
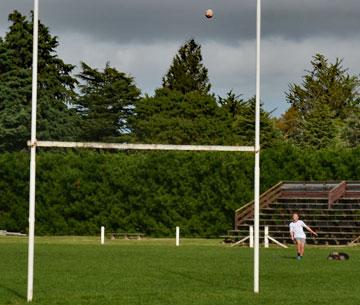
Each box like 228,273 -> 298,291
1,0 -> 360,116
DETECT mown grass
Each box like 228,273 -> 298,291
0,237 -> 359,305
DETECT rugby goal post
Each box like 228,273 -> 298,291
27,0 -> 262,301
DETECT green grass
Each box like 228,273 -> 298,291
1,237 -> 360,305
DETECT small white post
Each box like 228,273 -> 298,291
249,226 -> 254,248
176,226 -> 180,246
101,226 -> 105,245
264,226 -> 269,248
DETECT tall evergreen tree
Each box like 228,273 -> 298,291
130,39 -> 227,145
285,54 -> 360,148
287,54 -> 360,118
218,91 -> 244,118
296,104 -> 337,148
77,62 -> 141,142
162,39 -> 211,94
341,108 -> 360,147
219,92 -> 280,147
130,89 -> 231,145
0,11 -> 80,151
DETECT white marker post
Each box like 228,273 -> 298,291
27,0 -> 39,302
249,226 -> 254,248
264,226 -> 269,248
101,226 -> 105,245
176,226 -> 180,246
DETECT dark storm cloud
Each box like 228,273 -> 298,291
1,0 -> 360,115
1,0 -> 360,44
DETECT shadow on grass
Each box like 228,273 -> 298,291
0,284 -> 26,300
281,255 -> 297,260
157,267 -> 240,290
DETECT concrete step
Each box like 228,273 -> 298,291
346,184 -> 360,191
242,219 -> 360,226
269,201 -> 360,209
234,181 -> 360,245
237,224 -> 360,231
230,236 -> 355,245
277,198 -> 329,203
229,229 -> 359,238
261,207 -> 360,214
259,214 -> 360,221
270,202 -> 329,209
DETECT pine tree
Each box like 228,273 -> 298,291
77,62 -> 141,142
130,39 -> 228,145
219,92 -> 280,147
162,39 -> 211,94
218,91 -> 244,118
0,11 -> 80,151
285,54 -> 360,148
130,90 -> 231,145
342,108 -> 360,147
287,54 -> 360,118
295,104 -> 337,149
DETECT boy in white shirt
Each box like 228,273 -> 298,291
289,213 -> 317,260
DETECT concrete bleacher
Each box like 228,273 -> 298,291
234,181 -> 360,245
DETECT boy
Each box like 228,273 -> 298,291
289,213 -> 317,260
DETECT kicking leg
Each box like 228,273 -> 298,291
300,241 -> 305,257
296,240 -> 301,258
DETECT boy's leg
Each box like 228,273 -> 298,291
296,240 -> 301,257
300,241 -> 305,256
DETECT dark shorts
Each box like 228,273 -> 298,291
295,238 -> 306,244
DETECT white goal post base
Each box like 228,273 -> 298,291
231,226 -> 253,248
264,226 -> 288,249
231,226 -> 288,249
231,235 -> 250,247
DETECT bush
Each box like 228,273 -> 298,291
1,145 -> 360,236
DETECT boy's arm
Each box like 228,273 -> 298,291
289,227 -> 295,240
305,225 -> 318,236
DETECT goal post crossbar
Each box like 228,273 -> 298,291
28,141 -> 255,153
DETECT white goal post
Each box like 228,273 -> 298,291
27,0 -> 262,301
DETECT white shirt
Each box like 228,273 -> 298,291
289,220 -> 307,239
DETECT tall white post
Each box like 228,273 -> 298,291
264,226 -> 269,248
176,226 -> 180,246
101,226 -> 105,245
27,0 -> 39,302
254,0 -> 261,294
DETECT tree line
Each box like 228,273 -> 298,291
1,145 -> 360,236
2,11 -> 359,151
1,11 -> 360,236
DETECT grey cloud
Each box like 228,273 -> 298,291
1,0 -> 360,44
2,0 -> 360,116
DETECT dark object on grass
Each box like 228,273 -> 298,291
221,236 -> 235,244
327,252 -> 349,261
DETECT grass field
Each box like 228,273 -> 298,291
1,237 -> 359,305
